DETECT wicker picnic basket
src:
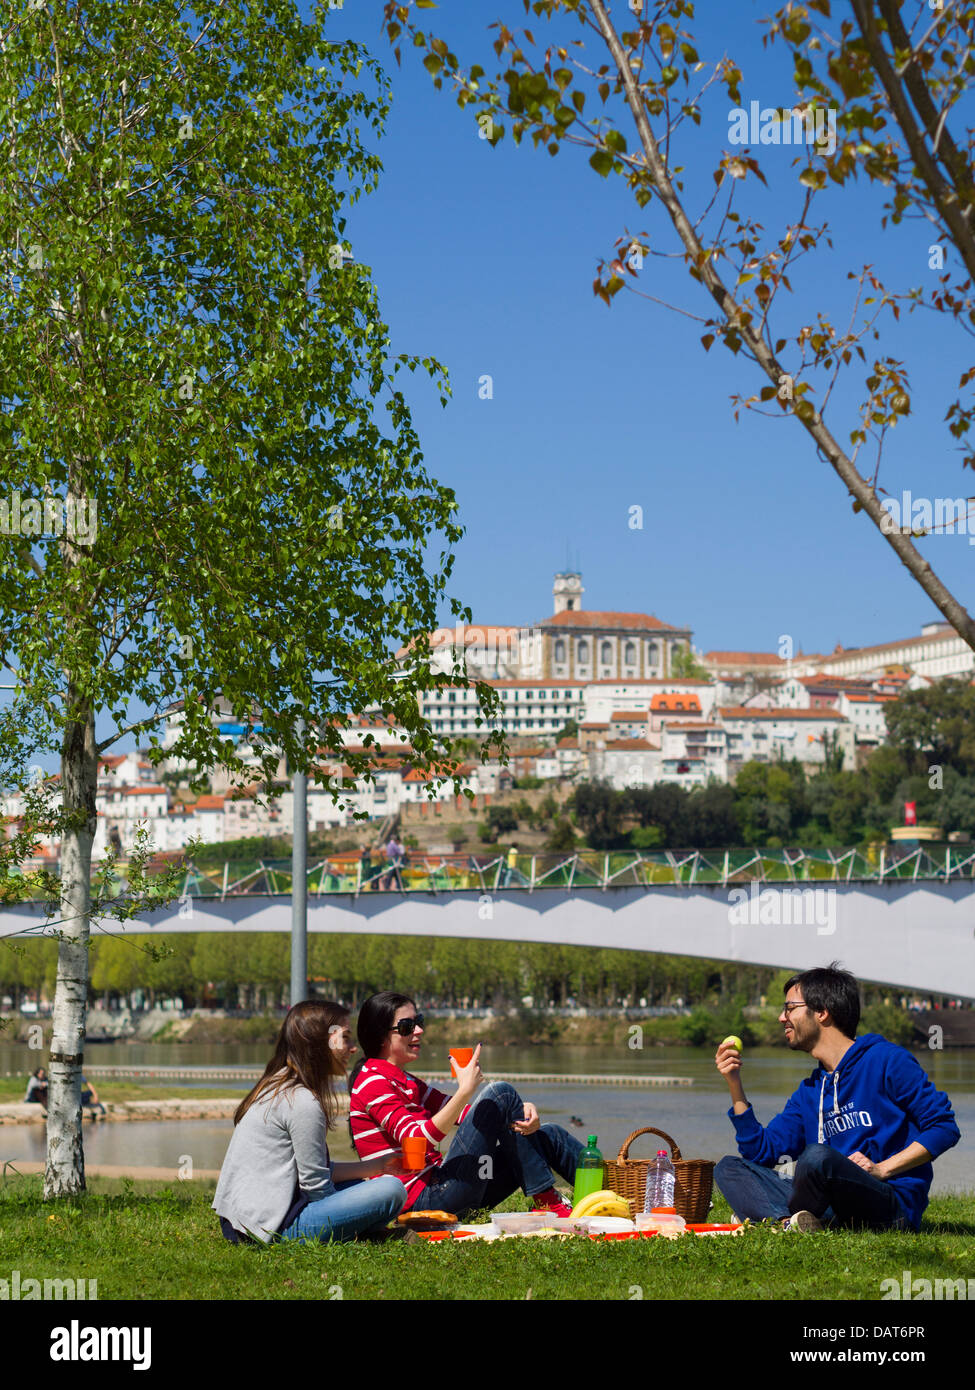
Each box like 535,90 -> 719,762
604,1126 -> 714,1223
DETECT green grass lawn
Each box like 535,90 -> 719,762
0,1079 -> 243,1104
1,1175 -> 972,1301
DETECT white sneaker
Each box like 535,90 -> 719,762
783,1210 -> 824,1233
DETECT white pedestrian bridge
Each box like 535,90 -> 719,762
1,848 -> 973,996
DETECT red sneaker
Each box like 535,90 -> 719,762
531,1188 -> 573,1218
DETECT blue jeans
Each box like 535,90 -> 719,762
412,1081 -> 583,1217
714,1144 -> 912,1230
281,1176 -> 405,1243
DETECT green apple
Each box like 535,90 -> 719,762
721,1035 -> 743,1053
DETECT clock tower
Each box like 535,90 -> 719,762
553,571 -> 584,614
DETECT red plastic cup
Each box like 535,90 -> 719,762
449,1047 -> 475,1079
401,1136 -> 426,1171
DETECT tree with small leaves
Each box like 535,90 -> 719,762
0,1 -> 492,1198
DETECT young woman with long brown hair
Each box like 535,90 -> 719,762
213,1000 -> 405,1244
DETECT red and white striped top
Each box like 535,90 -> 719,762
349,1059 -> 469,1209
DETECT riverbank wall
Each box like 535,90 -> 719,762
4,1006 -> 968,1049
0,1095 -> 352,1126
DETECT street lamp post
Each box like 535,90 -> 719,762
290,714 -> 308,1007
290,252 -> 315,1008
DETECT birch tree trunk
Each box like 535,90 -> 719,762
44,688 -> 97,1198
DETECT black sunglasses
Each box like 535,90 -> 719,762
392,1014 -> 424,1035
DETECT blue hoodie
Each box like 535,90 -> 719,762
729,1033 -> 960,1230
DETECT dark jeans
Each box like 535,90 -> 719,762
412,1081 -> 582,1217
714,1144 -> 912,1230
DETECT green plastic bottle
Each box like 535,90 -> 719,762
572,1135 -> 604,1206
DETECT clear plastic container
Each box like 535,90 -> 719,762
491,1213 -> 547,1235
527,1217 -> 592,1237
491,1213 -> 592,1237
635,1210 -> 687,1234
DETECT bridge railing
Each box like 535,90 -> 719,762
6,844 -> 975,900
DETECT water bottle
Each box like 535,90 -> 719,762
643,1149 -> 676,1214
572,1135 -> 604,1206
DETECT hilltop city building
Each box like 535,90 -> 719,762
0,575 -> 964,856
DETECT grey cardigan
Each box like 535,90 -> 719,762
212,1081 -> 334,1243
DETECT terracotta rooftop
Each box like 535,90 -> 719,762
421,679 -> 586,690
719,706 -> 845,721
799,672 -> 875,688
817,626 -> 964,661
651,693 -> 702,711
397,625 -> 529,659
540,611 -> 678,631
434,625 -> 525,645
487,679 -> 587,689
705,651 -> 787,666
597,737 -> 658,751
401,762 -> 475,783
588,677 -> 712,687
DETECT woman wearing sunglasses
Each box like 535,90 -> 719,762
213,999 -> 405,1245
349,991 -> 582,1219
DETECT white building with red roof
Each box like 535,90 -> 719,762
608,710 -> 651,741
660,721 -> 729,771
788,622 -> 973,682
402,573 -> 696,688
586,738 -> 662,791
836,690 -> 898,746
648,691 -> 704,732
703,650 -> 793,679
540,572 -> 693,681
719,707 -> 856,768
97,753 -> 145,788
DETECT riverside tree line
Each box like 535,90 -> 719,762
1,934 -> 752,1009
0,935 -> 916,1038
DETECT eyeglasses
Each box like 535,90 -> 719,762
782,1002 -> 808,1016
392,1014 -> 424,1035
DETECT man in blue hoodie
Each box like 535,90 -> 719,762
713,963 -> 960,1232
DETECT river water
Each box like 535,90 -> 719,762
3,1041 -> 972,1194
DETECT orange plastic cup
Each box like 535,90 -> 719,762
449,1047 -> 475,1079
402,1136 -> 427,1171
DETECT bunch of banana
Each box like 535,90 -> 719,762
571,1190 -> 632,1220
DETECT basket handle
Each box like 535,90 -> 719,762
616,1125 -> 683,1163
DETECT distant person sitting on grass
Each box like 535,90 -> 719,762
713,962 -> 960,1233
24,1067 -> 48,1110
212,1000 -> 405,1245
349,991 -> 582,1220
80,1076 -> 107,1119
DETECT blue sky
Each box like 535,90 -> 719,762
322,0 -> 975,659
